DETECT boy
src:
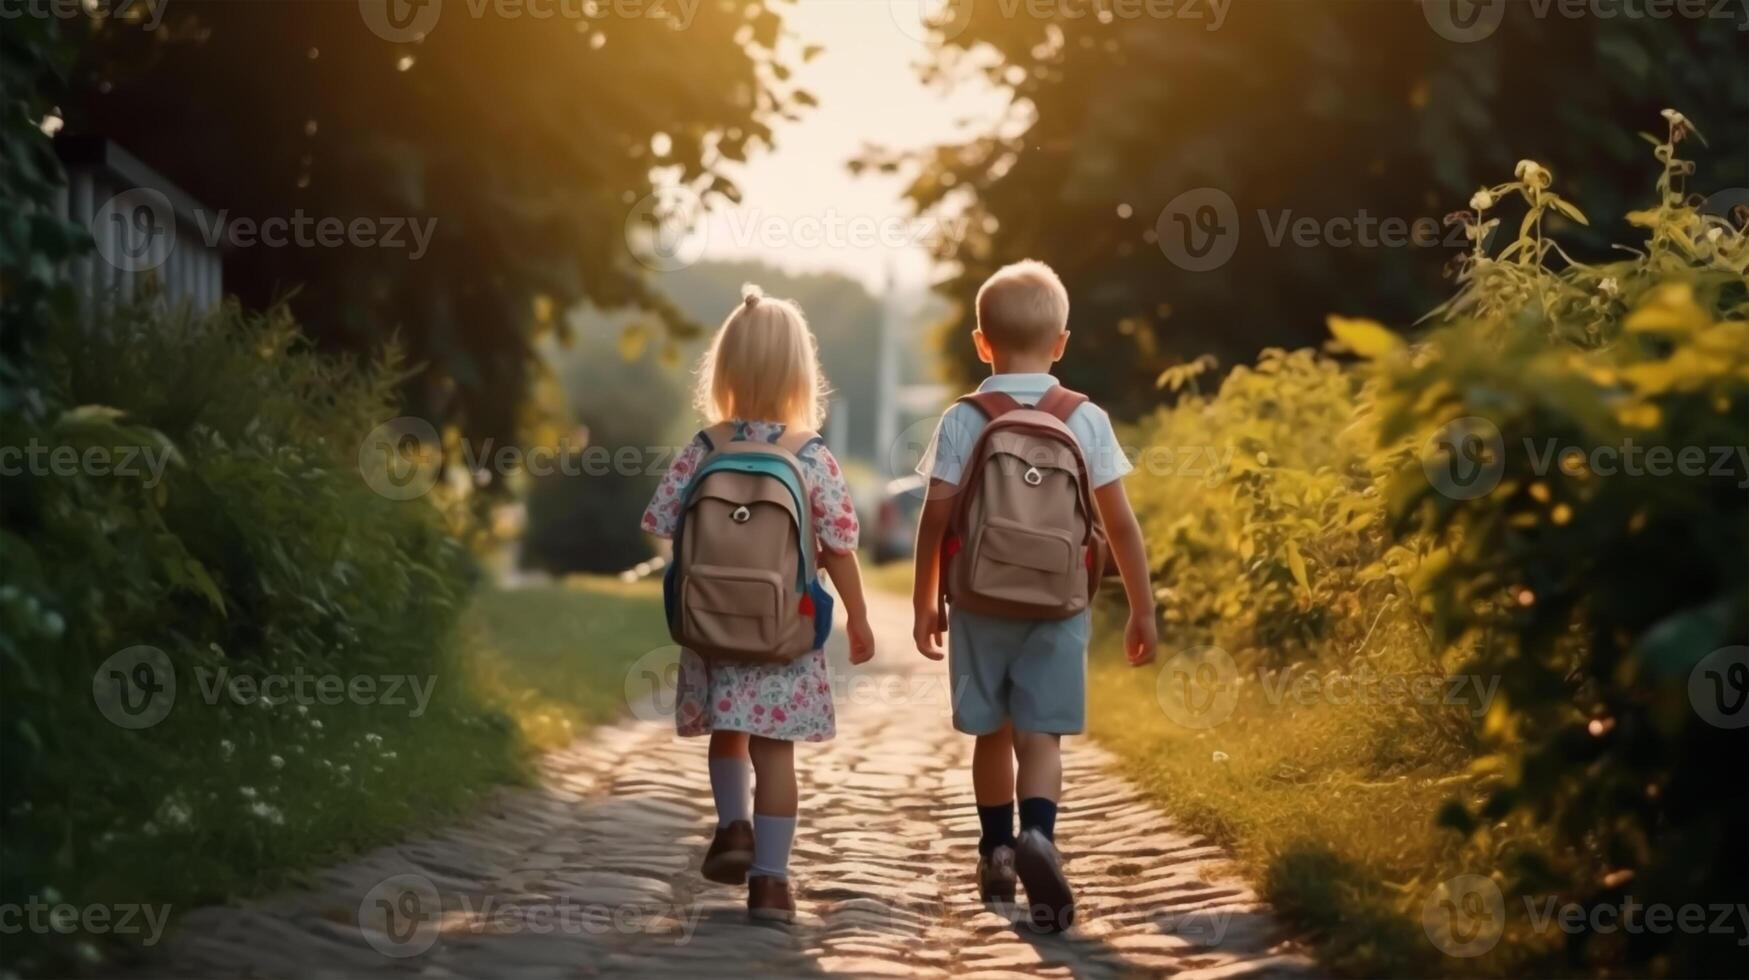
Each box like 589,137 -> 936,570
911,259 -> 1157,931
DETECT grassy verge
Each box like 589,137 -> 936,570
1087,618 -> 1553,978
465,576 -> 672,750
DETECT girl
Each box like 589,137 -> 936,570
641,284 -> 875,923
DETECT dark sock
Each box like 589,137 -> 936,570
1018,797 -> 1058,841
976,801 -> 1016,856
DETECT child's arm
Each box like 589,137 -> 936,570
1093,479 -> 1158,666
910,484 -> 955,660
820,550 -> 875,665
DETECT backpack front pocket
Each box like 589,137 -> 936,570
680,564 -> 785,655
969,517 -> 1077,608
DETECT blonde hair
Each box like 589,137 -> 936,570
975,259 -> 1070,353
694,284 -> 828,430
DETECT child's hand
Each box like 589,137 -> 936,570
912,603 -> 945,661
847,615 -> 876,665
1124,610 -> 1158,667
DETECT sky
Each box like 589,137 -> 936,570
694,1 -> 1009,293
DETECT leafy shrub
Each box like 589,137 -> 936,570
1364,114 -> 1747,976
0,300 -> 522,973
1122,114 -> 1746,975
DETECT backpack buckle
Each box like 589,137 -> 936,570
1023,466 -> 1043,486
731,505 -> 751,523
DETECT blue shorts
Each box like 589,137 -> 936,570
947,608 -> 1090,735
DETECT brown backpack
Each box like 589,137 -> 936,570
665,424 -> 827,664
939,386 -> 1109,620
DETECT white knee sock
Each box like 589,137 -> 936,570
750,814 -> 797,879
708,757 -> 751,828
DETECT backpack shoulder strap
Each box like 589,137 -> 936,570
697,422 -> 737,455
956,390 -> 1024,420
1034,385 -> 1089,423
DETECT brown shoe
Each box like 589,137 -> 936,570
1015,828 -> 1074,932
978,843 -> 1017,902
702,820 -> 754,885
747,874 -> 796,923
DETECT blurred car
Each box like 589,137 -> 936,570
871,474 -> 926,564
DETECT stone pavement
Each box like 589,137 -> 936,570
151,592 -> 1319,979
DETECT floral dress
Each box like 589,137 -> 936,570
641,420 -> 859,742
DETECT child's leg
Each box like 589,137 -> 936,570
973,721 -> 1017,855
748,735 -> 797,878
1012,729 -> 1062,841
708,731 -> 752,828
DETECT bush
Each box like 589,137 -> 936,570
0,300 -> 522,973
1366,114 -> 1747,976
1120,113 -> 1747,976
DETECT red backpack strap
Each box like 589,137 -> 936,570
1034,385 -> 1089,422
956,390 -> 1024,419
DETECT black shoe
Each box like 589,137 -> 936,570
1014,828 -> 1074,932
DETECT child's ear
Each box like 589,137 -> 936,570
972,329 -> 995,365
1050,330 -> 1070,362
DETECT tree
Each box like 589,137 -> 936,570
63,1 -> 809,445
879,0 -> 1749,417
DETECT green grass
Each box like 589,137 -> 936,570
11,577 -> 661,975
1086,616 -> 1555,978
464,576 -> 672,750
